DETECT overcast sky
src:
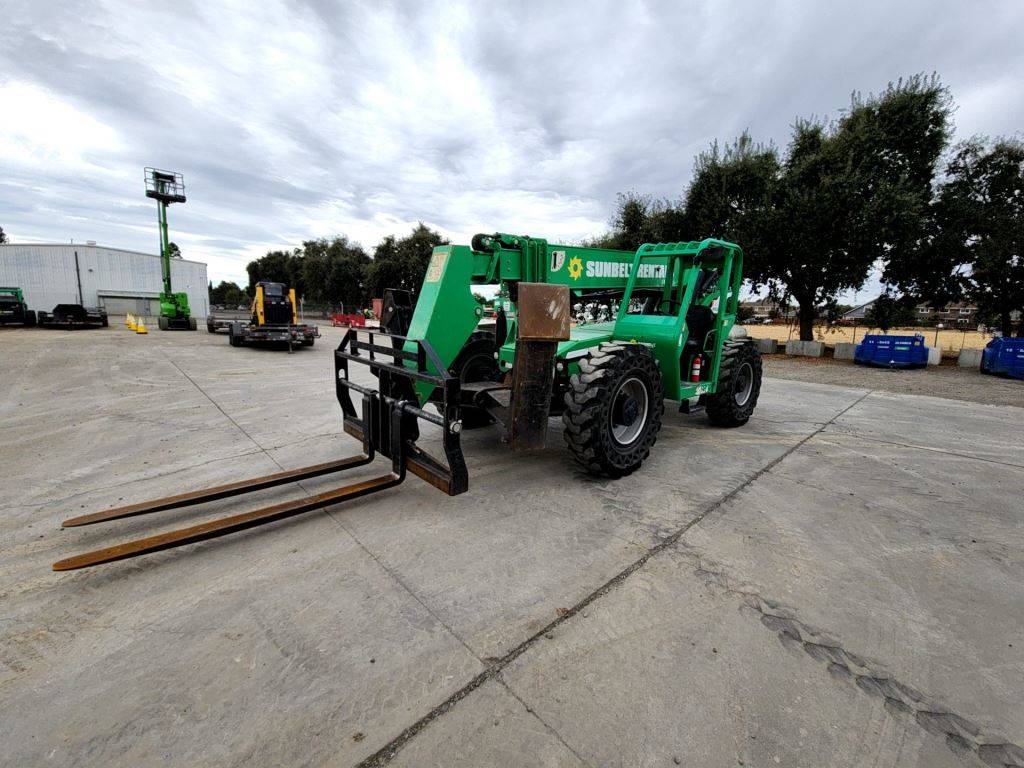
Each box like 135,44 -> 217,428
2,0 -> 1022,296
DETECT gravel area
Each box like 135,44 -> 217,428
763,354 -> 1023,407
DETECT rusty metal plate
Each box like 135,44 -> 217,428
517,283 -> 570,341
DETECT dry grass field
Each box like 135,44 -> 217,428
740,323 -> 991,351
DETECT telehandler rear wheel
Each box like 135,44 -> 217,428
706,339 -> 762,427
562,343 -> 664,478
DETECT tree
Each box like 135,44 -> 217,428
864,292 -> 916,331
365,223 -> 448,299
590,192 -> 687,250
934,138 -> 1024,336
682,76 -> 952,340
0,225 -> 7,244
168,242 -> 182,258
209,280 -> 249,307
300,236 -> 370,309
247,248 -> 302,294
684,133 -> 779,271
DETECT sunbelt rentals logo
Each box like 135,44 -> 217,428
568,256 -> 584,280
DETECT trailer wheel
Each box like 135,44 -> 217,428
706,340 -> 762,427
447,330 -> 500,428
562,343 -> 664,478
158,316 -> 169,331
229,324 -> 243,347
188,317 -> 197,331
23,310 -> 36,327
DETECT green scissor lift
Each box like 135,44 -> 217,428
144,168 -> 196,330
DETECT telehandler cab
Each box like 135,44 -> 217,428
54,235 -> 761,571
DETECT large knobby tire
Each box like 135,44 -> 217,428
158,315 -> 169,331
447,330 -> 500,429
562,343 -> 665,478
229,324 -> 243,347
188,316 -> 197,331
706,340 -> 762,427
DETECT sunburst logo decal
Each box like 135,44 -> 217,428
567,256 -> 583,280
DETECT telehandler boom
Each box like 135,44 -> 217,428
55,234 -> 761,570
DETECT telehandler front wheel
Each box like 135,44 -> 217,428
706,340 -> 762,427
446,330 -> 500,429
562,343 -> 664,478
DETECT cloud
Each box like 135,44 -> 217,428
1,0 -> 1022,289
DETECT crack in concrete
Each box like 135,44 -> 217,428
679,546 -> 1024,768
354,391 -> 874,766
823,428 -> 1024,470
494,675 -> 595,768
165,357 -> 288,473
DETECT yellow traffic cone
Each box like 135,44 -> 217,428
136,318 -> 148,334
125,313 -> 132,327
128,314 -> 137,331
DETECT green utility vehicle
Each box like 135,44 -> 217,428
145,168 -> 196,331
55,233 -> 762,570
0,287 -> 36,326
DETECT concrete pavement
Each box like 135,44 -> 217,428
1,323 -> 1021,767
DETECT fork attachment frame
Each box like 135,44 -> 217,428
334,328 -> 468,496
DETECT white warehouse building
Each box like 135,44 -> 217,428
0,242 -> 208,319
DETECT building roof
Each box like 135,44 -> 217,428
0,242 -> 206,267
841,298 -> 876,319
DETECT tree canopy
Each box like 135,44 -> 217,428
366,223 -> 448,300
934,138 -> 1024,336
599,75 -> 955,339
208,280 -> 249,307
864,292 -> 916,332
244,224 -> 447,311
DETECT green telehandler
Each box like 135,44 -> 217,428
54,234 -> 762,571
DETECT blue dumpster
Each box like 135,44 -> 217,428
854,333 -> 929,369
980,337 -> 1024,380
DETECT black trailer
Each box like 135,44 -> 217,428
206,313 -> 235,333
228,321 -> 319,348
37,304 -> 109,329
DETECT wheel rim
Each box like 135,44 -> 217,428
734,361 -> 754,406
610,376 -> 649,445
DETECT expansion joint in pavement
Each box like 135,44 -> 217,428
678,546 -> 1024,767
355,391 -> 875,766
